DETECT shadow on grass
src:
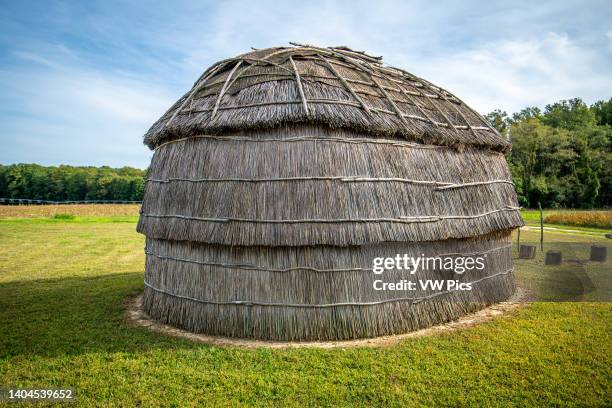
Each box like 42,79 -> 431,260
0,272 -> 202,359
514,242 -> 609,302
516,263 -> 597,301
2,249 -> 608,360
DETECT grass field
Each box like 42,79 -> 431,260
0,207 -> 610,406
544,211 -> 612,229
521,209 -> 612,232
0,204 -> 141,219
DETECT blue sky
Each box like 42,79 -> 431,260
1,0 -> 611,168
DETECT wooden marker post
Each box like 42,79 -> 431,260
538,202 -> 544,252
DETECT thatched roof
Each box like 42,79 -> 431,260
138,44 -> 523,247
144,43 -> 509,152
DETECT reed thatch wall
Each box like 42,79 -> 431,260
137,44 -> 523,341
138,126 -> 521,246
143,231 -> 514,340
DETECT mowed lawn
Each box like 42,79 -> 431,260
0,210 -> 610,406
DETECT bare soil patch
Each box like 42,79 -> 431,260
125,287 -> 530,348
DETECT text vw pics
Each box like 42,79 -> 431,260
372,254 -> 488,292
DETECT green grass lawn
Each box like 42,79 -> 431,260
0,217 -> 610,407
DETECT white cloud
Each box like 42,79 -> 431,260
0,50 -> 175,167
2,1 -> 612,167
172,2 -> 612,115
402,32 -> 612,113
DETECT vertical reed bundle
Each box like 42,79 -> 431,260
137,44 -> 523,341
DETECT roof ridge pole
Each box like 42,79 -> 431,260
211,60 -> 243,120
219,49 -> 312,111
316,47 -> 414,128
241,57 -> 294,75
293,43 -> 492,137
164,63 -> 225,128
418,76 -> 498,135
369,74 -> 410,129
395,82 -> 440,129
319,55 -> 373,117
390,69 -> 460,135
417,77 -> 479,138
221,64 -> 255,98
289,56 -> 310,117
355,64 -> 456,134
291,42 -> 374,73
221,49 -> 294,95
406,80 -> 460,135
445,98 -> 479,138
328,46 -> 383,63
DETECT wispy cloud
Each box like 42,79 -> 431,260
1,49 -> 174,167
408,32 -> 612,113
1,0 -> 611,167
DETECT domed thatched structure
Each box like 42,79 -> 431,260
137,43 -> 523,341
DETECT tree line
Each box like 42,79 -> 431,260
0,164 -> 146,202
486,97 -> 611,209
0,97 -> 610,207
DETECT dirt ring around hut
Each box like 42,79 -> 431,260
124,287 -> 531,349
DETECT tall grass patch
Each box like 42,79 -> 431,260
544,211 -> 612,229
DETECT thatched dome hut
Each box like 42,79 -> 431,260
137,44 -> 523,341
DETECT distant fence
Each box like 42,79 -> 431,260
0,198 -> 141,205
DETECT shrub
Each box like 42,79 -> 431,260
52,213 -> 76,220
